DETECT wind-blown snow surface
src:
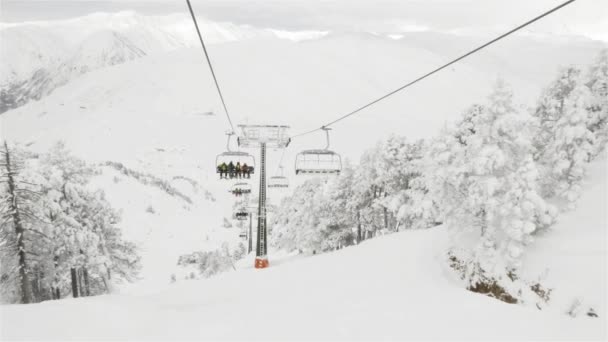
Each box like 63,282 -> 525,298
0,223 -> 605,340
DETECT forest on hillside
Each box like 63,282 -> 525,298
271,49 -> 608,307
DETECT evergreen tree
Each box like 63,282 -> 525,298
534,67 -> 596,203
585,49 -> 608,156
428,80 -> 555,276
0,142 -> 141,301
0,142 -> 37,303
36,144 -> 140,295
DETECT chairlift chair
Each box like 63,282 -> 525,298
230,182 -> 252,196
268,165 -> 289,188
233,210 -> 249,221
295,127 -> 342,175
216,132 -> 255,179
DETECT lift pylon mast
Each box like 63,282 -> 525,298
255,142 -> 268,268
238,125 -> 290,269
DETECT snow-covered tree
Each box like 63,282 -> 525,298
534,67 -> 596,203
585,49 -> 608,156
0,142 -> 39,303
272,178 -> 328,253
320,161 -> 357,249
375,136 -> 434,230
35,143 -> 140,296
429,80 -> 555,279
533,67 -> 582,160
351,146 -> 386,239
1,142 -> 140,302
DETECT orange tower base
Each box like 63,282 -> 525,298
255,257 -> 269,269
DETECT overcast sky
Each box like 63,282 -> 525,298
1,0 -> 607,40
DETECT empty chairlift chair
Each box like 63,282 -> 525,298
268,166 -> 289,189
295,127 -> 342,175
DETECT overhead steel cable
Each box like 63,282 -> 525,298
186,0 -> 236,133
290,0 -> 577,139
274,146 -> 288,176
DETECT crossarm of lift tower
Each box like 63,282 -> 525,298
237,125 -> 291,149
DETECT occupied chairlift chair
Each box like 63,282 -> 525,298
216,132 -> 255,179
295,127 -> 342,175
230,182 -> 252,196
233,208 -> 249,221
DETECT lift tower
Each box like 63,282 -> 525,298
238,125 -> 290,268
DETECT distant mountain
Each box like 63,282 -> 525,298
1,30 -> 148,113
0,25 -> 69,85
0,12 -> 334,113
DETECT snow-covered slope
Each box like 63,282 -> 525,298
1,154 -> 605,339
1,13 -> 606,298
0,224 -> 604,340
522,151 -> 607,318
88,163 -> 231,294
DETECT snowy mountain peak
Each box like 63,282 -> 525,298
68,30 -> 146,74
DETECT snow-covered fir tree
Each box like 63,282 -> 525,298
428,80 -> 556,281
375,135 -> 432,230
585,49 -> 608,157
35,143 -> 140,296
0,142 -> 39,303
1,142 -> 140,302
534,66 -> 598,204
272,177 -> 328,253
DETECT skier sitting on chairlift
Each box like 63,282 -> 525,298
236,162 -> 242,179
219,162 -> 228,179
228,161 -> 236,178
242,163 -> 250,178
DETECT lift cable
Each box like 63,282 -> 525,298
290,0 -> 577,139
186,0 -> 236,133
274,147 -> 288,176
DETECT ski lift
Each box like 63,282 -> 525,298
295,127 -> 342,175
233,209 -> 249,221
268,166 -> 289,189
230,182 -> 252,196
216,132 -> 255,179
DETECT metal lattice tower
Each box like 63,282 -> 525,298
255,142 -> 268,267
248,213 -> 253,254
238,125 -> 289,269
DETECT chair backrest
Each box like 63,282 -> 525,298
295,149 -> 342,174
